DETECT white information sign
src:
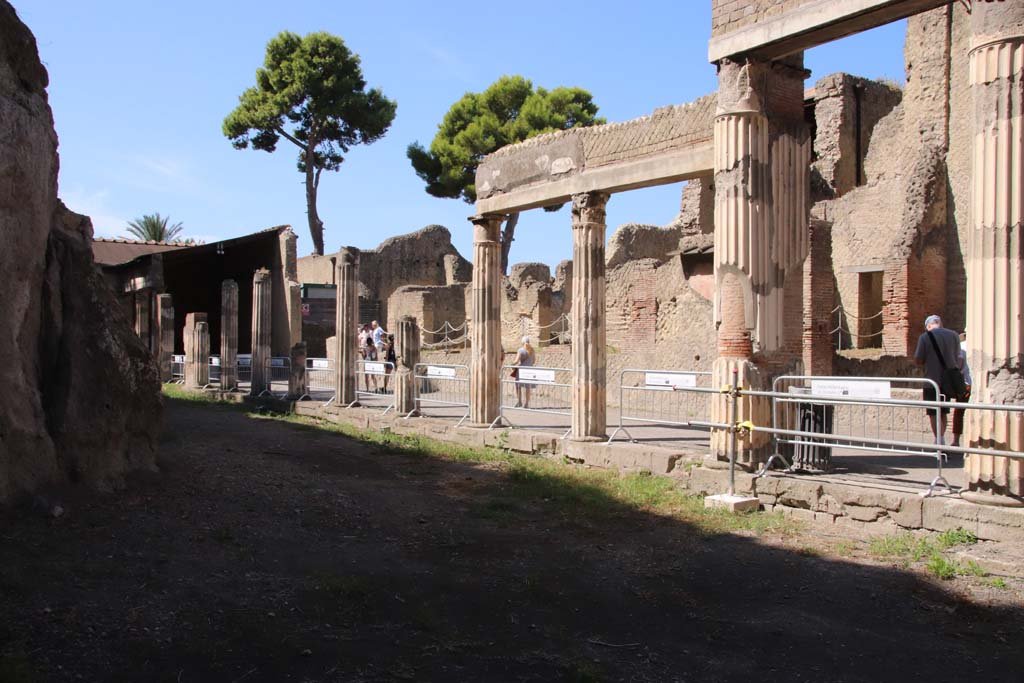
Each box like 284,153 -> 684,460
172,354 -> 186,363
518,368 -> 556,384
270,357 -> 287,368
645,372 -> 698,390
237,354 -> 252,367
426,365 -> 456,378
309,358 -> 330,369
809,379 -> 891,399
209,356 -> 221,366
364,362 -> 386,374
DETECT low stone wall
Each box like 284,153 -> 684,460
272,399 -> 1024,543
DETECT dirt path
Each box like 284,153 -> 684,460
1,398 -> 1022,682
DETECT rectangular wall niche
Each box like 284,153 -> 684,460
856,269 -> 884,348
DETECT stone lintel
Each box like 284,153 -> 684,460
708,0 -> 949,64
476,143 -> 713,215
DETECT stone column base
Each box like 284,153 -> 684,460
710,356 -> 772,468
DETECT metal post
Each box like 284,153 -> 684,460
728,366 -> 739,496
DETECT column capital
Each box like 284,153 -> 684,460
571,191 -> 609,227
469,214 -> 503,243
970,0 -> 1024,53
338,245 -> 360,266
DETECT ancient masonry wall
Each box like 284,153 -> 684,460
814,5 -> 969,355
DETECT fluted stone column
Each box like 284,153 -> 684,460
220,280 -> 239,390
396,315 -> 421,415
334,247 -> 360,406
571,192 -> 609,441
710,56 -> 810,467
288,341 -> 307,399
156,294 -> 174,381
184,315 -> 210,389
250,268 -> 272,396
279,229 -> 303,349
963,4 -> 1024,505
469,215 -> 503,426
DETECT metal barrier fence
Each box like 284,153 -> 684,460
257,357 -> 291,397
353,360 -> 396,414
407,363 -> 470,426
170,354 -> 185,383
490,365 -> 573,437
306,357 -> 334,398
761,375 -> 947,492
749,382 -> 1024,496
608,369 -> 714,443
238,354 -> 252,385
208,355 -> 221,385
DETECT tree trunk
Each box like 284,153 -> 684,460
304,144 -> 325,256
500,212 -> 519,274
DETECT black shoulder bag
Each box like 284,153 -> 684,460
927,331 -> 968,401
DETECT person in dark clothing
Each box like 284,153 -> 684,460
913,314 -> 961,445
382,334 -> 397,393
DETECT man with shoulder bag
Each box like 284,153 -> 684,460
914,315 -> 967,447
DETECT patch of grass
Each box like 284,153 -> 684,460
987,577 -> 1008,589
161,384 -> 246,409
926,554 -> 958,581
247,410 -> 797,538
935,528 -> 978,549
869,529 -> 988,581
833,541 -> 855,557
867,533 -> 934,563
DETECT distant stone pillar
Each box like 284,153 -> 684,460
469,215 -> 503,426
963,4 -> 1024,505
156,294 -> 174,381
396,315 -> 421,415
250,269 -> 272,396
288,341 -> 307,399
220,279 -> 239,390
185,317 -> 210,389
570,192 -> 609,440
334,248 -> 360,405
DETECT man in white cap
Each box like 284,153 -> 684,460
913,314 -> 961,445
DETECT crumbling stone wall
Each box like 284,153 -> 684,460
298,225 -> 470,321
810,73 -> 902,198
500,263 -> 556,349
388,284 -> 467,342
298,225 -> 471,348
813,6 -> 967,356
0,2 -> 161,504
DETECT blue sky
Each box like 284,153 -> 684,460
18,1 -> 906,267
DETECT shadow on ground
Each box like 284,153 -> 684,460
0,397 -> 1021,682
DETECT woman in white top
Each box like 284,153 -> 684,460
513,336 -> 536,409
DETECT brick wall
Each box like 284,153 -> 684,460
803,220 -> 835,375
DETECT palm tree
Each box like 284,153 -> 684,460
125,213 -> 184,242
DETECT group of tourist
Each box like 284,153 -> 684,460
357,320 -> 396,393
914,315 -> 972,448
